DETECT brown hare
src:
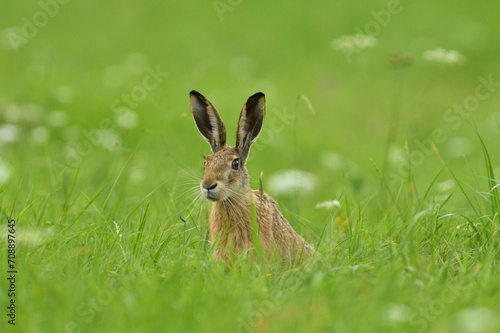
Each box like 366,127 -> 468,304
189,90 -> 315,265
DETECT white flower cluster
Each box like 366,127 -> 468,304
0,104 -> 70,147
267,169 -> 318,196
115,109 -> 139,129
423,48 -> 466,65
315,200 -> 341,209
433,179 -> 456,204
332,34 -> 377,59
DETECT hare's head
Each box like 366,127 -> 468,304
189,91 -> 265,202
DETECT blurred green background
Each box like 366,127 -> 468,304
1,0 -> 500,332
1,0 -> 499,203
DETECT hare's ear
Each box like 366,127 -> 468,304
190,90 -> 227,153
235,92 -> 265,161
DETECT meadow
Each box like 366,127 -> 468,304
1,0 -> 499,332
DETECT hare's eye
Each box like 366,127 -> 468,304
231,158 -> 240,170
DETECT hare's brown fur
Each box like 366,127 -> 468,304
190,91 -> 314,264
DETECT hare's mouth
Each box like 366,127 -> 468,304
202,188 -> 221,201
205,193 -> 219,201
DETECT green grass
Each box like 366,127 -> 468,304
1,0 -> 500,332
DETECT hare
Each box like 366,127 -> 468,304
189,90 -> 315,265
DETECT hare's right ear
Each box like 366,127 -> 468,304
190,91 -> 227,153
235,92 -> 265,161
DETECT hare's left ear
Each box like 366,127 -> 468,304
235,92 -> 265,161
190,90 -> 227,153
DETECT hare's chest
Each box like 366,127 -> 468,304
209,207 -> 253,249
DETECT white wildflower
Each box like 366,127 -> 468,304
447,137 -> 474,157
129,168 -> 144,183
113,221 -> 122,238
30,126 -> 49,145
0,124 -> 19,145
433,195 -> 450,204
332,34 -> 377,53
387,146 -> 406,167
113,221 -> 127,261
16,228 -> 49,246
454,308 -> 497,333
100,129 -> 121,151
436,180 -> 456,192
115,109 -> 139,129
321,152 -> 345,171
384,304 -> 411,326
315,200 -> 341,209
423,48 -> 466,65
456,222 -> 478,232
268,169 -> 318,195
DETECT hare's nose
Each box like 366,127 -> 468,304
203,183 -> 217,190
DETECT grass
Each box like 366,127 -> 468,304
1,0 -> 500,332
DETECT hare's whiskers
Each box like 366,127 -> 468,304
174,185 -> 199,198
